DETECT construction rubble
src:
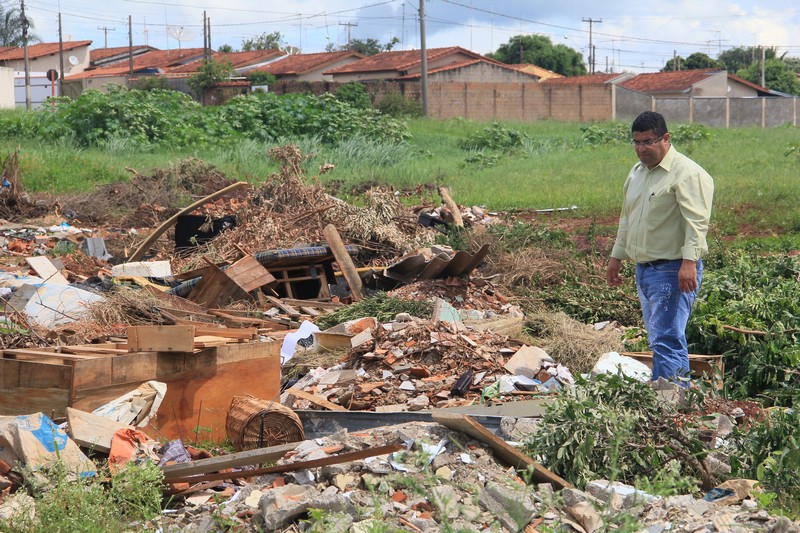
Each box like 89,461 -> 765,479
0,155 -> 797,532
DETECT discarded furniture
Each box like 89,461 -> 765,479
169,244 -> 359,301
0,339 -> 280,442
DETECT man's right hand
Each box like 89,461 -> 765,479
606,257 -> 624,286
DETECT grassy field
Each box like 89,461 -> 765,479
3,117 -> 798,241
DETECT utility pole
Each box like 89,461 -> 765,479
58,12 -> 65,81
203,11 -> 208,60
339,22 -> 357,49
97,26 -> 115,48
207,17 -> 211,54
128,16 -> 133,77
582,17 -> 601,74
21,0 -> 31,110
419,0 -> 428,118
760,45 -> 765,87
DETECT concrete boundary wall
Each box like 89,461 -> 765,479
615,86 -> 798,127
271,80 -> 797,127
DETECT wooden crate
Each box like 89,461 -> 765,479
0,340 -> 280,442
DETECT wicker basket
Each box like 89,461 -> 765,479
226,395 -> 304,451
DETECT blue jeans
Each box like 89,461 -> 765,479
635,259 -> 703,384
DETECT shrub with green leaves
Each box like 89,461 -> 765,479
335,82 -> 372,109
522,373 -> 708,490
458,122 -> 528,152
687,251 -> 800,405
314,292 -> 433,330
727,408 -> 800,515
580,122 -> 630,145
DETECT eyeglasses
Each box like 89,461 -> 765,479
630,135 -> 663,147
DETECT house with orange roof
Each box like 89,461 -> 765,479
323,46 -> 519,83
64,48 -> 208,94
396,57 -> 540,83
0,41 -> 92,76
166,49 -> 286,75
90,45 -> 157,68
541,72 -> 634,86
246,50 -> 364,82
617,68 -> 775,98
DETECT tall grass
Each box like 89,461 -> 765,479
1,117 -> 797,237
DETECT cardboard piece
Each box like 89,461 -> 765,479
25,256 -> 69,285
7,283 -> 104,328
91,381 -> 166,427
66,407 -> 133,454
0,412 -> 96,478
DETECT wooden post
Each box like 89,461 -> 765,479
322,224 -> 364,302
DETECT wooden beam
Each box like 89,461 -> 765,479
284,388 -> 348,411
164,443 -> 404,485
161,442 -> 298,479
322,224 -> 363,301
431,411 -> 572,489
438,186 -> 464,227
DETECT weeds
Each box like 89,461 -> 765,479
8,460 -> 164,532
314,292 -> 433,330
522,373 -> 712,490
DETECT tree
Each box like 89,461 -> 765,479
662,52 -> 721,72
683,52 -> 721,70
0,5 -> 40,47
217,44 -> 235,53
737,59 -> 800,95
325,37 -> 399,56
241,31 -> 286,52
718,46 -> 779,72
487,35 -> 586,76
187,59 -> 234,99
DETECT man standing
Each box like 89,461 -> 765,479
606,111 -> 714,383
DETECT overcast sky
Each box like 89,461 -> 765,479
18,0 -> 800,73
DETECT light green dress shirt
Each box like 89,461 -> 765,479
611,145 -> 714,263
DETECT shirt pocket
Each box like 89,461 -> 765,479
646,191 -> 678,228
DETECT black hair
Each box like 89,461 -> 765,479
631,111 -> 668,136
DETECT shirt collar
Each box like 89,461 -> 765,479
634,144 -> 676,172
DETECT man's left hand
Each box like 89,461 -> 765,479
679,260 -> 698,293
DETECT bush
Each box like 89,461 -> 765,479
727,408 -> 800,515
334,82 -> 372,109
246,70 -> 276,87
458,122 -> 528,152
375,92 -> 422,118
129,76 -> 173,91
522,373 -> 708,490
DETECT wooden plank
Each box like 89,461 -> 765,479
265,295 -> 301,317
193,336 -> 232,348
112,352 -> 157,385
188,260 -> 250,308
61,346 -> 129,355
26,256 -> 69,285
284,388 -> 348,412
161,442 -> 298,479
224,255 -> 277,293
164,443 -> 404,485
323,224 -> 363,301
299,306 -> 321,317
431,411 -> 572,490
71,357 -> 114,390
127,325 -> 196,353
0,387 -> 70,417
281,298 -> 344,309
66,407 -> 133,453
3,349 -> 99,361
192,326 -> 257,340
